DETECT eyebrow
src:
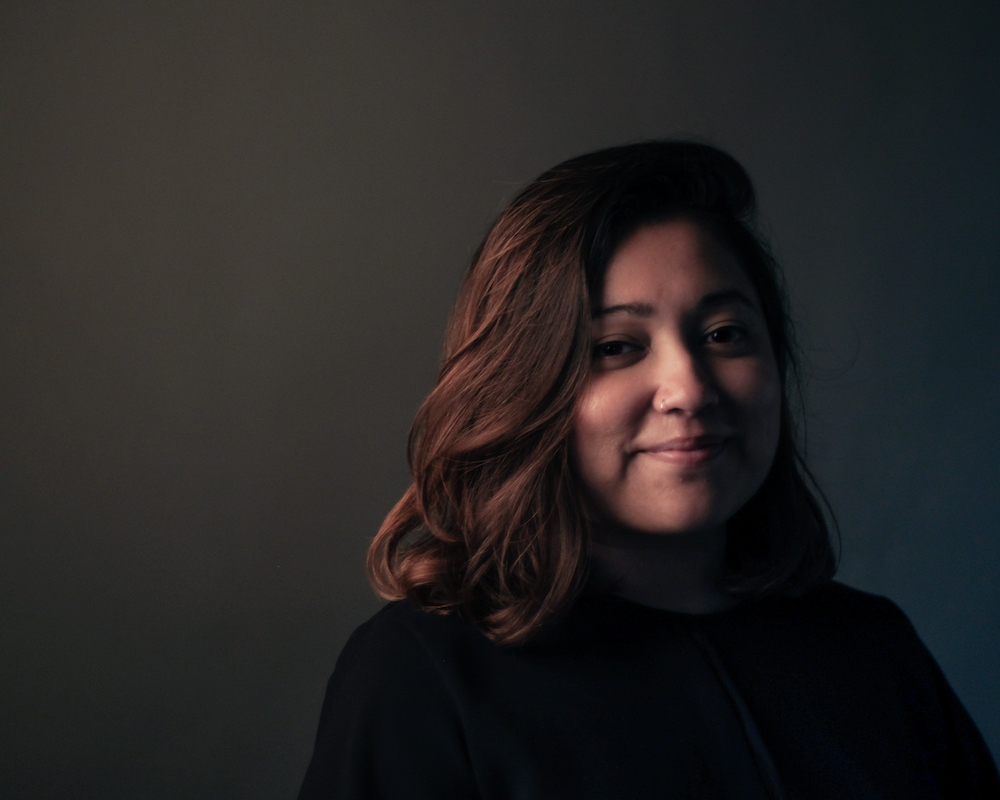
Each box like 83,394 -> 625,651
591,289 -> 759,318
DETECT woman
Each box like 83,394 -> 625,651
299,141 -> 999,799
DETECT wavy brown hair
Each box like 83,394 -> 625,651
367,141 -> 836,645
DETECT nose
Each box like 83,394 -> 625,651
652,346 -> 719,416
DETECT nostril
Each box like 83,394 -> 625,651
654,378 -> 720,415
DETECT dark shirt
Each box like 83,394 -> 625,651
299,582 -> 999,799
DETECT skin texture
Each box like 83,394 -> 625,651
572,219 -> 782,610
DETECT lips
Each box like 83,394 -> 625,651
635,434 -> 730,465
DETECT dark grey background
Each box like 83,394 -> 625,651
1,1 -> 997,798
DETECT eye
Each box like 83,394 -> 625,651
592,340 -> 641,359
704,325 -> 748,345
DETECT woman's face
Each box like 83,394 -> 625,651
571,218 -> 781,537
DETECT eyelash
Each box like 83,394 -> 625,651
703,325 -> 748,345
592,340 -> 640,358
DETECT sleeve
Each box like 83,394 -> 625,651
881,599 -> 1000,798
929,667 -> 1000,797
297,610 -> 479,800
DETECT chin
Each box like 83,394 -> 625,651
629,486 -> 763,535
610,507 -> 730,538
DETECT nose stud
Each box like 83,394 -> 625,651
659,397 -> 667,412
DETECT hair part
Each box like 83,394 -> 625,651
367,140 -> 836,645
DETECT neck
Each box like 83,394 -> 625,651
589,524 -> 736,614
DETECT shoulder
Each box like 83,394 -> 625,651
771,582 -> 957,696
755,580 -> 918,634
332,600 -> 505,693
704,581 -> 950,718
796,580 -> 927,647
300,603 -> 486,798
342,600 -> 492,661
308,604 -> 490,763
795,580 -> 911,623
700,580 -> 932,676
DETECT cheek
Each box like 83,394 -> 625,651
570,380 -> 632,482
730,359 -> 782,454
570,391 -> 605,475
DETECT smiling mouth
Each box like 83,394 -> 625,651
637,436 -> 729,465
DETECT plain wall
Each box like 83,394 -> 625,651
1,1 -> 997,797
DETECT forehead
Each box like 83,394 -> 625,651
597,219 -> 756,309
